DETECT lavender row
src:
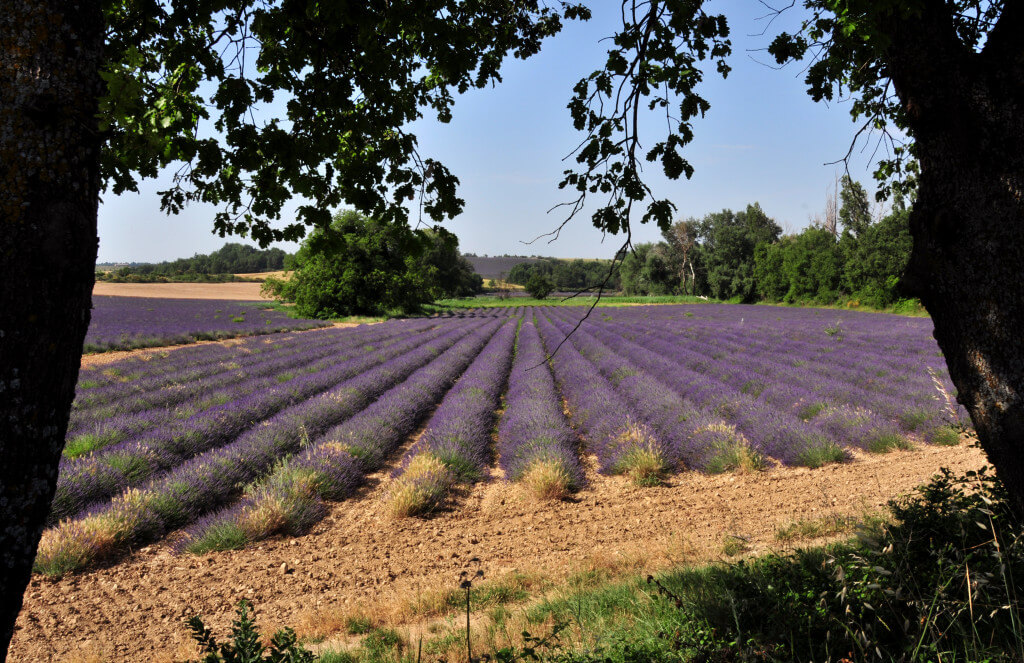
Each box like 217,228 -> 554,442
178,319 -> 507,550
85,296 -> 329,352
559,313 -> 913,452
564,308 -> 941,406
539,313 -> 774,473
64,322 -> 434,455
384,320 -> 517,516
50,321 -> 455,524
574,311 -> 957,443
496,321 -> 585,496
541,312 -> 841,468
75,324 -> 343,408
532,314 -> 671,481
72,321 -> 421,419
600,305 -> 953,399
35,318 -> 489,575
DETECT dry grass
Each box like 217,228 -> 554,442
612,422 -> 667,486
520,460 -> 573,501
385,454 -> 455,518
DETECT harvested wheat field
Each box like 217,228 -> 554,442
93,281 -> 270,300
10,442 -> 986,662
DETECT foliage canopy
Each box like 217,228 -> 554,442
100,0 -> 590,244
263,210 -> 479,318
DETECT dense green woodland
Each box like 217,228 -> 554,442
507,258 -> 621,292
502,177 -> 911,309
97,243 -> 288,281
618,177 -> 913,309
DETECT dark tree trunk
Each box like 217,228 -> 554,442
0,0 -> 102,659
894,4 -> 1024,515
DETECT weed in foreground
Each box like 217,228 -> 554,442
184,599 -> 314,662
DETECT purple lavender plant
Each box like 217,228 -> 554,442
497,320 -> 585,496
85,296 -> 329,352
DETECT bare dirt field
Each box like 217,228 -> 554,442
11,442 -> 987,663
93,282 -> 270,300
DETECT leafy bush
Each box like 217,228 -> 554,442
184,600 -> 315,662
525,274 -> 554,299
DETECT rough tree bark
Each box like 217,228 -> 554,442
897,4 -> 1024,514
0,0 -> 102,659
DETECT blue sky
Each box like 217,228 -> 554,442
97,3 -> 890,263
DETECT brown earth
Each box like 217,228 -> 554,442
93,282 -> 270,300
10,442 -> 988,663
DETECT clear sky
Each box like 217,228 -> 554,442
97,3 -> 890,263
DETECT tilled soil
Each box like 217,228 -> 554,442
10,442 -> 987,662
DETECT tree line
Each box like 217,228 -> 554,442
619,177 -> 913,310
506,258 -> 621,292
97,243 -> 289,281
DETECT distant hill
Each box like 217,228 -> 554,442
462,255 -> 541,280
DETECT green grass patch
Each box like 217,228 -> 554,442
794,440 -> 847,468
184,520 -> 248,554
866,431 -> 913,453
63,430 -> 126,458
926,424 -> 962,446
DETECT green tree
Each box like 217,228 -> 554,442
264,210 -> 428,318
414,227 -> 483,299
753,240 -> 788,301
778,226 -> 843,303
698,204 -> 782,301
843,208 -> 913,307
525,273 -> 554,299
838,175 -> 872,237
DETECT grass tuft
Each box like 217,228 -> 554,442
866,431 -> 913,453
701,425 -> 765,474
521,459 -> 573,501
926,424 -> 962,446
794,440 -> 847,468
386,454 -> 455,518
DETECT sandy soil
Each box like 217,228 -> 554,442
93,282 -> 270,300
10,443 -> 987,663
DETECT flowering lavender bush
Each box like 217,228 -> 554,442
85,296 -> 328,352
179,319 -> 506,549
497,320 -> 585,495
540,314 -> 768,474
39,303 -> 967,575
36,319 -> 489,573
51,320 -> 440,524
386,320 -> 517,515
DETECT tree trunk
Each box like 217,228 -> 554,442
0,1 -> 102,659
897,5 -> 1024,516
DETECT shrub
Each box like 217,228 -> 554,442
525,274 -> 553,300
184,600 -> 314,662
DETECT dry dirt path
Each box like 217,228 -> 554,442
11,443 -> 987,662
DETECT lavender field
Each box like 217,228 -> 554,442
37,304 -> 967,575
84,296 -> 329,352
